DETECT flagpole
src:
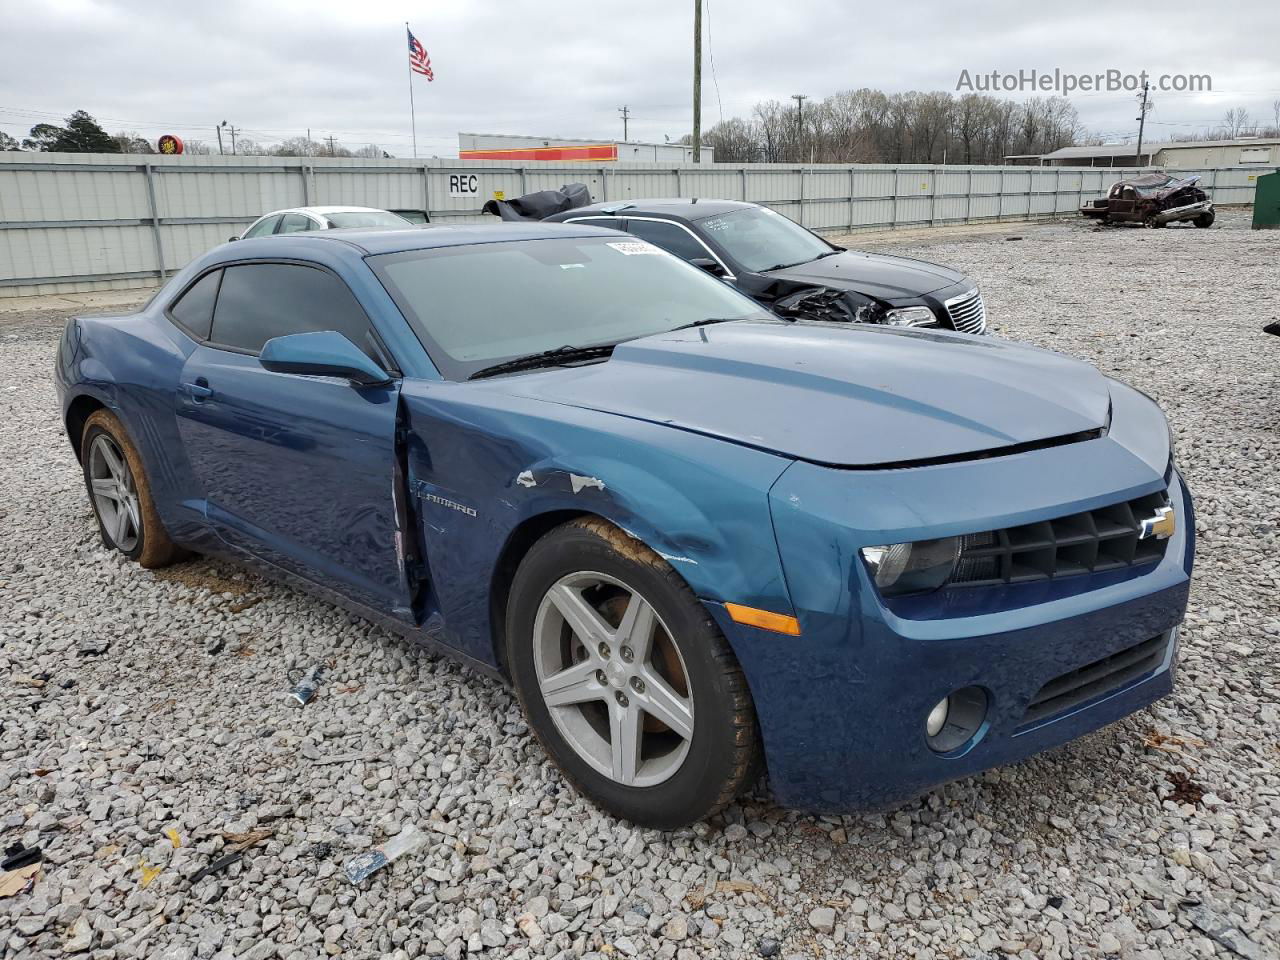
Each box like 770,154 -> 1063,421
406,22 -> 418,158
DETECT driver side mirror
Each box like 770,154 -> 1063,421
227,235 -> 239,242
690,257 -> 726,277
259,331 -> 392,386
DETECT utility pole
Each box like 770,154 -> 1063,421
692,0 -> 701,163
216,122 -> 225,156
324,135 -> 338,156
618,105 -> 631,142
791,93 -> 807,163
227,124 -> 239,155
1135,81 -> 1151,165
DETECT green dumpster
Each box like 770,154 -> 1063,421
1252,170 -> 1280,229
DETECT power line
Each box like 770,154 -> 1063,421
704,0 -> 724,127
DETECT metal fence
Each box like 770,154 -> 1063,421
0,153 -> 1266,298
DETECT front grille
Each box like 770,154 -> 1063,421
1020,630 -> 1171,728
949,491 -> 1171,588
944,289 -> 987,334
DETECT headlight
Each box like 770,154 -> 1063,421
861,537 -> 960,596
883,306 -> 938,327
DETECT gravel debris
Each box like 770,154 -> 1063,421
1,208 -> 1277,958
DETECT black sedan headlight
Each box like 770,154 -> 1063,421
861,538 -> 960,596
882,306 -> 938,327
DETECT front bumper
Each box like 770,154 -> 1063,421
715,440 -> 1194,812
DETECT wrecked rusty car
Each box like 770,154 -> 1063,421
1080,173 -> 1215,228
56,223 -> 1192,828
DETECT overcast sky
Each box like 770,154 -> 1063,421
3,0 -> 1278,156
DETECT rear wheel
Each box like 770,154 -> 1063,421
80,410 -> 182,568
506,518 -> 760,828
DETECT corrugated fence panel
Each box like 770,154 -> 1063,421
311,169 -> 423,210
0,153 -> 1266,296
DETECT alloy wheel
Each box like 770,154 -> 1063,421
532,571 -> 695,787
88,434 -> 141,552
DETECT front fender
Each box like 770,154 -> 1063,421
400,382 -> 795,667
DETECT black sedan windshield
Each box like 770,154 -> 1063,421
699,206 -> 833,273
372,237 -> 766,380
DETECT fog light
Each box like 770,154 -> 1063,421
926,697 -> 950,737
926,686 -> 989,754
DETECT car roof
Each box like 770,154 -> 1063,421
557,198 -> 756,222
256,206 -> 397,218
233,221 -> 626,256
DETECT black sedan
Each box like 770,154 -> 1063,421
545,198 -> 987,333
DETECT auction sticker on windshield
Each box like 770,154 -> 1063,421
607,241 -> 663,255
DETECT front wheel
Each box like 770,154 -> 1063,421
506,518 -> 761,828
1193,210 -> 1215,228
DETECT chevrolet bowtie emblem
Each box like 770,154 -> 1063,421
1139,505 -> 1176,540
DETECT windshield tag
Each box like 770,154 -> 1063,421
606,241 -> 663,256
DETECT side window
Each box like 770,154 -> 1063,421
242,215 -> 281,239
277,213 -> 314,234
624,219 -> 710,263
209,263 -> 379,360
167,269 -> 221,340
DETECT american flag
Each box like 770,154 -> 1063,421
407,28 -> 434,80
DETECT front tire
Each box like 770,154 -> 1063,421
1193,210 -> 1215,228
80,409 -> 182,568
506,518 -> 760,828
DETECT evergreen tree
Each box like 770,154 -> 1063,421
23,111 -> 122,153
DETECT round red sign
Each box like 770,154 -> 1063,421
157,134 -> 184,155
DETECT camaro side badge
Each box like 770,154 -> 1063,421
1139,505 -> 1176,540
410,479 -> 477,518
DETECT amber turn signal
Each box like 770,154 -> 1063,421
725,602 -> 802,636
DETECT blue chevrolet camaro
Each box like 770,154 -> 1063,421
55,222 -> 1194,828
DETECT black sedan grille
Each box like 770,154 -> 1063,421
944,289 -> 987,334
949,491 -> 1171,588
1020,630 -> 1171,728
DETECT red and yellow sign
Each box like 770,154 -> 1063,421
157,135 -> 184,155
459,143 -> 618,163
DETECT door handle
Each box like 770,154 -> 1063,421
182,380 -> 213,401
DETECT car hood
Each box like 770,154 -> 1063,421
501,322 -> 1112,467
762,251 -> 967,300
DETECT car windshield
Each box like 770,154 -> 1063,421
325,210 -> 411,228
699,206 -> 833,273
370,236 -> 766,380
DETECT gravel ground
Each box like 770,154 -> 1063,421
2,209 -> 1278,960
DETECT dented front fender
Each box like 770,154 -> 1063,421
399,381 -> 796,668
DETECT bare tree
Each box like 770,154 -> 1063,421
1222,108 -> 1251,139
111,131 -> 154,154
271,137 -> 325,157
699,88 -> 1082,164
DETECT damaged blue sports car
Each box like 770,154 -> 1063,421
55,223 -> 1193,828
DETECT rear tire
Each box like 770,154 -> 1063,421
81,410 -> 183,568
506,517 -> 760,828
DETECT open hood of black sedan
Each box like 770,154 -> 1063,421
503,322 -> 1112,468
763,250 -> 967,301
